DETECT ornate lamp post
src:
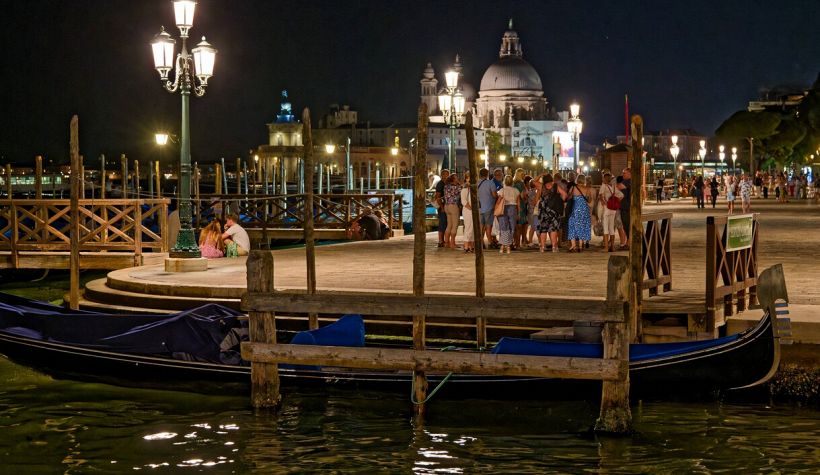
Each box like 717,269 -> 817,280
699,140 -> 707,176
151,0 -> 216,259
719,145 -> 726,174
438,70 -> 465,172
670,135 -> 680,198
731,147 -> 738,175
567,103 -> 583,172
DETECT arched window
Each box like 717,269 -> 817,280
487,109 -> 494,127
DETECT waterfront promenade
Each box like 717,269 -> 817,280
91,198 -> 820,342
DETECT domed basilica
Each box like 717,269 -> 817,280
421,20 -> 550,146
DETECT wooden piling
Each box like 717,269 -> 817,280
4,164 -> 11,197
302,108 -> 318,330
412,103 -> 430,417
100,155 -> 106,199
69,116 -> 81,310
215,163 -> 223,195
236,157 -> 242,195
133,160 -> 140,198
629,115 -> 644,341
155,161 -> 161,199
34,156 -> 43,199
120,154 -> 128,198
246,251 -> 281,409
79,156 -> 85,198
464,112 -> 486,348
148,161 -> 154,199
595,255 -> 632,434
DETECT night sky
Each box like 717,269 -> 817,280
2,0 -> 819,165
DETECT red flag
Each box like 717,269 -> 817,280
624,94 -> 630,144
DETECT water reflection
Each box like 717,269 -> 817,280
0,356 -> 819,473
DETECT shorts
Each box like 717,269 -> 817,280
480,210 -> 493,226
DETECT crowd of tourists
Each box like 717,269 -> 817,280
680,170 -> 817,214
432,167 -> 634,254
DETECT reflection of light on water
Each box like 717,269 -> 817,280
219,424 -> 239,430
192,423 -> 211,429
419,449 -> 453,459
184,432 -> 197,439
143,432 -> 177,440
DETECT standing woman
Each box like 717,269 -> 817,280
460,172 -> 474,253
577,175 -> 594,249
443,173 -> 461,248
709,175 -> 719,208
566,176 -> 591,252
498,175 -> 519,254
512,168 -> 527,249
598,172 -> 622,252
726,175 -> 736,214
536,174 -> 567,252
527,175 -> 540,247
694,175 -> 705,209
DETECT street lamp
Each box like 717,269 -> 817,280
698,140 -> 707,176
324,144 -> 336,154
731,147 -> 738,175
718,145 -> 725,174
670,135 -> 680,198
155,133 -> 170,146
567,103 -> 583,171
438,70 -> 465,172
151,0 -> 217,259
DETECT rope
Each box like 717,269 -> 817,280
410,346 -> 458,405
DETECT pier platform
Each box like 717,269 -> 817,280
80,200 -> 820,344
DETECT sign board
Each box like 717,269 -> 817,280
726,214 -> 754,251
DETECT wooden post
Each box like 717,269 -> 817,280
80,156 -> 85,198
247,251 -> 281,409
595,255 -> 632,434
302,109 -> 318,330
629,115 -> 644,341
34,155 -> 43,199
4,164 -> 11,197
134,200 -> 143,266
155,161 -> 161,199
148,161 -> 154,199
69,115 -> 81,310
215,163 -> 223,195
412,103 -> 430,418
236,157 -> 242,195
100,154 -> 106,199
465,112 -> 486,348
120,154 -> 128,198
133,160 -> 140,199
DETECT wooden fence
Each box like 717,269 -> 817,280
706,214 -> 759,328
197,193 -> 400,232
0,198 -> 169,268
640,212 -> 672,297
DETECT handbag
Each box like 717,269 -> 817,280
493,195 -> 505,217
564,185 -> 576,217
593,220 -> 604,237
605,185 -> 621,211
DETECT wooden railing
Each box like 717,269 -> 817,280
0,199 -> 169,262
198,193 -> 401,232
640,212 -> 672,297
706,214 -> 759,328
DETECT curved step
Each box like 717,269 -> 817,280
84,278 -> 241,311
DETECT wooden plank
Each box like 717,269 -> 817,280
241,343 -> 622,381
246,251 -> 281,409
242,291 -> 619,322
302,108 -> 318,330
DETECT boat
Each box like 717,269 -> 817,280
0,292 -> 780,399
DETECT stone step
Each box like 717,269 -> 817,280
84,278 -> 240,311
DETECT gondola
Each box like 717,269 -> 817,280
0,292 -> 780,399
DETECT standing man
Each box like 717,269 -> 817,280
477,168 -> 498,249
739,174 -> 752,213
617,168 -> 631,250
753,171 -> 763,198
434,169 -> 450,247
656,175 -> 664,203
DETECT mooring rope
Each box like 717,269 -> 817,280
410,346 -> 459,405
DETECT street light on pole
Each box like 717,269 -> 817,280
719,145 -> 725,175
151,0 -> 216,260
438,70 -> 464,173
699,140 -> 707,176
567,103 -> 583,172
731,147 -> 738,175
670,135 -> 680,198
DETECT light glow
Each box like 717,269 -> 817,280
155,133 -> 170,146
444,70 -> 459,89
173,1 -> 197,36
191,36 -> 216,83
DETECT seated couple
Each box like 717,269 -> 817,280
199,214 -> 250,258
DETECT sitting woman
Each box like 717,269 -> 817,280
199,221 -> 225,258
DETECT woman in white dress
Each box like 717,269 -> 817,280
460,172 -> 474,253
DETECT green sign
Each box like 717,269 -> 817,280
726,214 -> 754,251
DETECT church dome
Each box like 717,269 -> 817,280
480,56 -> 543,92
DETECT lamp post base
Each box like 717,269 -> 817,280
164,257 -> 208,273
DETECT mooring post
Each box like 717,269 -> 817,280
100,154 -> 106,199
69,115 -> 81,311
236,157 -> 242,195
247,250 -> 281,409
120,154 -> 128,198
629,115 -> 644,341
302,108 -> 319,330
148,161 -> 154,199
412,103 -> 430,418
215,163 -> 223,195
464,112 -> 486,348
595,255 -> 632,434
34,155 -> 43,199
133,160 -> 140,199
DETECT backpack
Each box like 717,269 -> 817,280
605,185 -> 621,210
546,185 -> 564,215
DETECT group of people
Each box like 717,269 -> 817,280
198,214 -> 250,259
688,173 -> 752,214
433,167 -> 634,254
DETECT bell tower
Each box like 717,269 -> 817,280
420,62 -> 439,114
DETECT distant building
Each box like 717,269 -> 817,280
255,90 -> 303,188
747,85 -> 807,112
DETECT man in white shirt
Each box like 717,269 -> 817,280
222,214 -> 250,256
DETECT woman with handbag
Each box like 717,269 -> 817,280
566,176 -> 591,252
497,175 -> 519,254
535,174 -> 566,253
598,172 -> 623,252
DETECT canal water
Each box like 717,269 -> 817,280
1,274 -> 819,472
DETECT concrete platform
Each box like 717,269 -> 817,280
82,200 -> 820,343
